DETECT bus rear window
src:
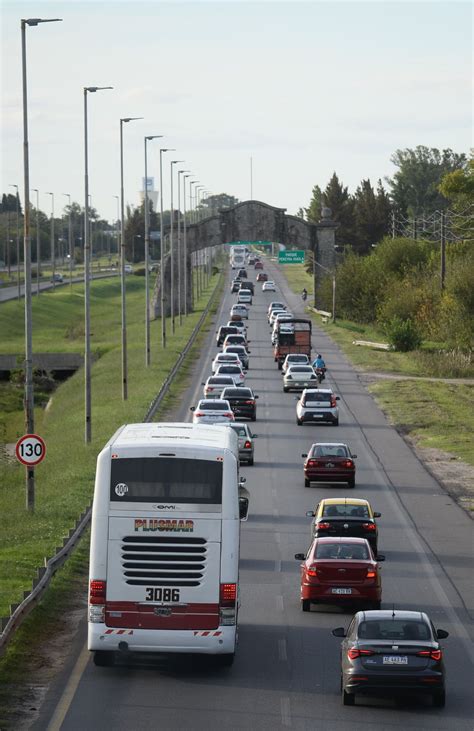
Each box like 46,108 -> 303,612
110,457 -> 223,503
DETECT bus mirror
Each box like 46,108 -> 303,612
239,496 -> 249,521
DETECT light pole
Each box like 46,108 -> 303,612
190,181 -> 199,300
144,135 -> 162,366
113,195 -> 120,258
83,86 -> 113,438
120,116 -> 143,399
159,148 -> 175,348
32,188 -> 40,294
9,184 -> 20,299
314,259 -> 336,323
177,169 -> 190,325
133,234 -> 141,263
21,15 -> 62,511
170,159 -> 184,334
45,192 -> 55,287
62,193 -> 72,286
183,174 -> 192,316
196,186 -> 205,293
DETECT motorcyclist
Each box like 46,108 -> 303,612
301,288 -> 308,301
312,354 -> 326,370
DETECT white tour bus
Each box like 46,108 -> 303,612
88,422 -> 249,667
230,246 -> 246,269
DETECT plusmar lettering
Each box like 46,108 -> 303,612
134,518 -> 194,532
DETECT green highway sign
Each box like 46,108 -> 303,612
278,250 -> 305,264
226,240 -> 273,246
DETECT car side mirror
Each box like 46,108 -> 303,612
255,395 -> 259,399
373,511 -> 381,518
376,555 -> 385,562
332,627 -> 346,638
352,454 -> 357,459
239,496 -> 249,521
301,453 -> 308,458
436,629 -> 449,639
294,553 -> 306,561
190,406 -> 195,411
336,396 -> 340,401
253,434 -> 259,438
306,511 -> 315,517
201,383 -> 205,386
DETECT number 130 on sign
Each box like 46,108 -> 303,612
15,434 -> 46,467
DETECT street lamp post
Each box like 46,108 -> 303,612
45,192 -> 55,287
144,135 -> 162,366
9,184 -> 20,299
21,15 -> 62,511
159,148 -> 175,348
170,159 -> 184,334
113,195 -> 120,258
177,169 -> 190,325
183,174 -> 192,316
32,188 -> 40,294
196,186 -> 205,292
120,116 -> 143,399
83,87 -> 113,439
314,259 -> 336,323
62,193 -> 72,286
189,181 -> 199,302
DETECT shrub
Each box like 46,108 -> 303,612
383,316 -> 422,352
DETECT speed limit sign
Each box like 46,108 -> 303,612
15,434 -> 46,467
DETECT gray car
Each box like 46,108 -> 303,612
296,388 -> 340,425
224,344 -> 250,370
283,365 -> 318,392
226,422 -> 258,465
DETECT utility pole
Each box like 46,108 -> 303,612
440,211 -> 446,290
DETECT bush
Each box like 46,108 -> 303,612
383,316 -> 422,352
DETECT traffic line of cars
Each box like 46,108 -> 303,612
266,292 -> 450,709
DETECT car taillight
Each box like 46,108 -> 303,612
89,579 -> 106,604
207,387 -> 214,391
307,459 -> 320,467
220,583 -> 237,606
317,522 -> 331,530
223,412 -> 235,420
417,649 -> 443,661
244,440 -> 252,448
330,396 -> 337,407
342,460 -> 354,468
362,522 -> 376,531
306,565 -> 319,577
366,569 -> 377,579
348,648 -> 375,660
245,400 -> 255,405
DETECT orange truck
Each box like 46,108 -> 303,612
273,318 -> 312,369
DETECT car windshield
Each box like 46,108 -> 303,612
322,503 -> 369,518
313,445 -> 348,458
358,620 -> 431,641
315,543 -> 369,560
199,402 -> 229,411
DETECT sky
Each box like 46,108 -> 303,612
1,0 -> 472,222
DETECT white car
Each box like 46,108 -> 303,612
215,363 -> 246,386
226,320 -> 247,335
238,289 -> 252,305
202,375 -> 236,398
190,399 -> 235,424
262,281 -> 276,291
283,365 -> 318,392
270,310 -> 293,327
211,352 -> 241,374
124,264 -> 133,274
223,333 -> 249,350
296,388 -> 340,425
282,353 -> 310,374
230,304 -> 249,320
267,301 -> 286,318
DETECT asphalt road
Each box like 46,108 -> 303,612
0,271 -> 118,302
35,259 -> 473,731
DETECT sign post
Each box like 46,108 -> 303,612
278,250 -> 305,264
15,434 -> 46,511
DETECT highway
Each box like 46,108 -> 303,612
35,260 -> 473,730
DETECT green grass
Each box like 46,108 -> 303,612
280,262 -> 313,296
0,271 -> 221,617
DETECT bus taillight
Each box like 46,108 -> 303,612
220,583 -> 237,625
89,579 -> 106,623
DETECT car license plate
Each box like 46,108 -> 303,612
331,588 -> 352,594
312,414 -> 324,419
383,656 -> 408,665
326,462 -> 335,468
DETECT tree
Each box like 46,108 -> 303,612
438,155 -> 474,211
305,185 -> 323,223
352,179 -> 391,254
200,193 -> 238,216
322,173 -> 355,246
0,193 -> 22,214
387,145 -> 467,217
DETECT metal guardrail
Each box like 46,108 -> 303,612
0,272 -> 223,656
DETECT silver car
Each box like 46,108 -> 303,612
211,352 -> 241,374
202,375 -> 236,398
190,399 -> 235,424
226,422 -> 258,465
282,353 -> 310,374
296,388 -> 340,425
283,365 -> 318,392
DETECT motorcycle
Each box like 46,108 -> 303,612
301,291 -> 307,302
315,367 -> 326,384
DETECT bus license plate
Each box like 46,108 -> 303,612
332,588 -> 352,594
383,656 -> 408,665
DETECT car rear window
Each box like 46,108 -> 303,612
289,366 -> 313,373
358,620 -> 431,641
223,389 -> 251,397
288,355 -> 308,362
229,425 -> 248,437
315,543 -> 369,560
313,445 -> 348,458
209,377 -> 233,384
322,504 -> 369,518
218,365 -> 241,373
199,401 -> 229,410
304,392 -> 331,403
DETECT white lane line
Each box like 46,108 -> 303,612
278,638 -> 288,662
276,594 -> 284,612
280,696 -> 292,727
274,559 -> 282,572
274,531 -> 281,544
47,643 -> 90,731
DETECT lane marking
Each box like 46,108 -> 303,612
274,560 -> 281,573
47,642 -> 90,731
278,638 -> 288,662
280,696 -> 292,727
276,594 -> 284,612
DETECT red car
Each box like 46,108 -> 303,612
295,537 -> 384,612
302,442 -> 356,488
254,261 -> 264,270
256,272 -> 268,282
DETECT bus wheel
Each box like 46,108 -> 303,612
94,650 -> 115,667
